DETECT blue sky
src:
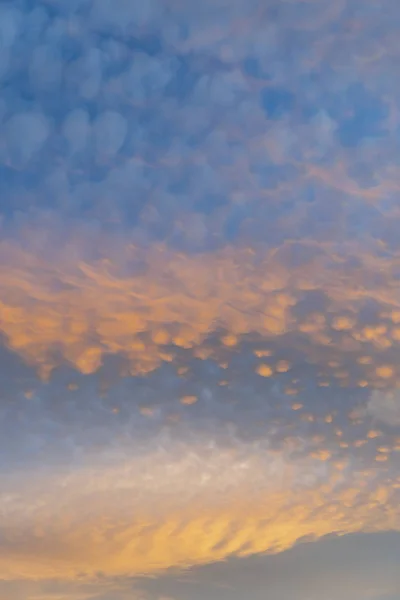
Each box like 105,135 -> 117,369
0,0 -> 400,599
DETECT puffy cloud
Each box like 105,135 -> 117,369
0,0 -> 397,245
5,112 -> 50,166
62,109 -> 91,155
1,222 -> 400,383
29,43 -> 63,93
0,5 -> 22,51
93,110 -> 127,158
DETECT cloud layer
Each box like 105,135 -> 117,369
3,227 -> 400,385
0,349 -> 399,581
0,0 -> 400,248
0,419 -> 399,581
1,0 -> 400,597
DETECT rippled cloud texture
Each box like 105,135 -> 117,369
1,0 -> 400,599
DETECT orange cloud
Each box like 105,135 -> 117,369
1,229 -> 400,387
0,226 -> 400,582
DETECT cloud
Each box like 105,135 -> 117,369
0,351 -> 398,583
0,577 -> 151,600
93,111 -> 127,159
136,530 -> 400,600
1,532 -> 400,599
0,0 -> 400,595
0,0 -> 398,245
0,0 -> 397,379
5,112 -> 50,166
367,390 -> 400,426
0,424 -> 398,581
2,223 -> 400,384
62,109 -> 91,155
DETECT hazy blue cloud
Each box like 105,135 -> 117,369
0,0 -> 398,245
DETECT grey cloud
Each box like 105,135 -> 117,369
138,531 -> 400,600
367,390 -> 400,427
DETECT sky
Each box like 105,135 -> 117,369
1,0 -> 400,598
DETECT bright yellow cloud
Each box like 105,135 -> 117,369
0,436 -> 399,581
